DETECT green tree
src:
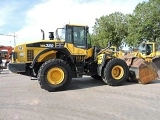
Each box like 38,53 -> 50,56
91,12 -> 129,48
126,0 -> 160,47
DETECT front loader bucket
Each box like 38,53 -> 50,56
127,58 -> 158,84
138,63 -> 158,84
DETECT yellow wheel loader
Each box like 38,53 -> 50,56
122,41 -> 160,84
9,24 -> 130,91
8,24 -> 155,91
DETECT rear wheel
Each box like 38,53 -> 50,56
37,59 -> 72,92
103,58 -> 129,86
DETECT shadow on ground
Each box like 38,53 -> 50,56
66,76 -> 143,91
67,77 -> 105,91
67,77 -> 160,90
146,79 -> 160,84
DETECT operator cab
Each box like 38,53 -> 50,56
56,24 -> 92,49
138,42 -> 153,55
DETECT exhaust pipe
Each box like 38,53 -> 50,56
41,29 -> 45,40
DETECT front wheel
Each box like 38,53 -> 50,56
37,59 -> 72,92
103,58 -> 129,86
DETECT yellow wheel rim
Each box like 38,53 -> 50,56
111,65 -> 124,80
47,67 -> 64,85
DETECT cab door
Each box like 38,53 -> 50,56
65,25 -> 88,56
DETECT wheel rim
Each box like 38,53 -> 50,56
47,67 -> 64,85
111,65 -> 124,80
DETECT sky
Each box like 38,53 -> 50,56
0,0 -> 148,47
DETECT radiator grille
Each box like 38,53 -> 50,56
27,50 -> 34,61
73,55 -> 85,62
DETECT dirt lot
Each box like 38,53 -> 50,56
0,69 -> 160,120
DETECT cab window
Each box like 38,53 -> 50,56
73,27 -> 86,48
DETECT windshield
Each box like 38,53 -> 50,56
73,27 -> 85,47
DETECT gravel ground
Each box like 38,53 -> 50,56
0,70 -> 160,120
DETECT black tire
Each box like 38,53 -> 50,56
37,59 -> 72,92
103,58 -> 129,86
91,75 -> 102,80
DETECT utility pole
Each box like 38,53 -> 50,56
0,33 -> 17,46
